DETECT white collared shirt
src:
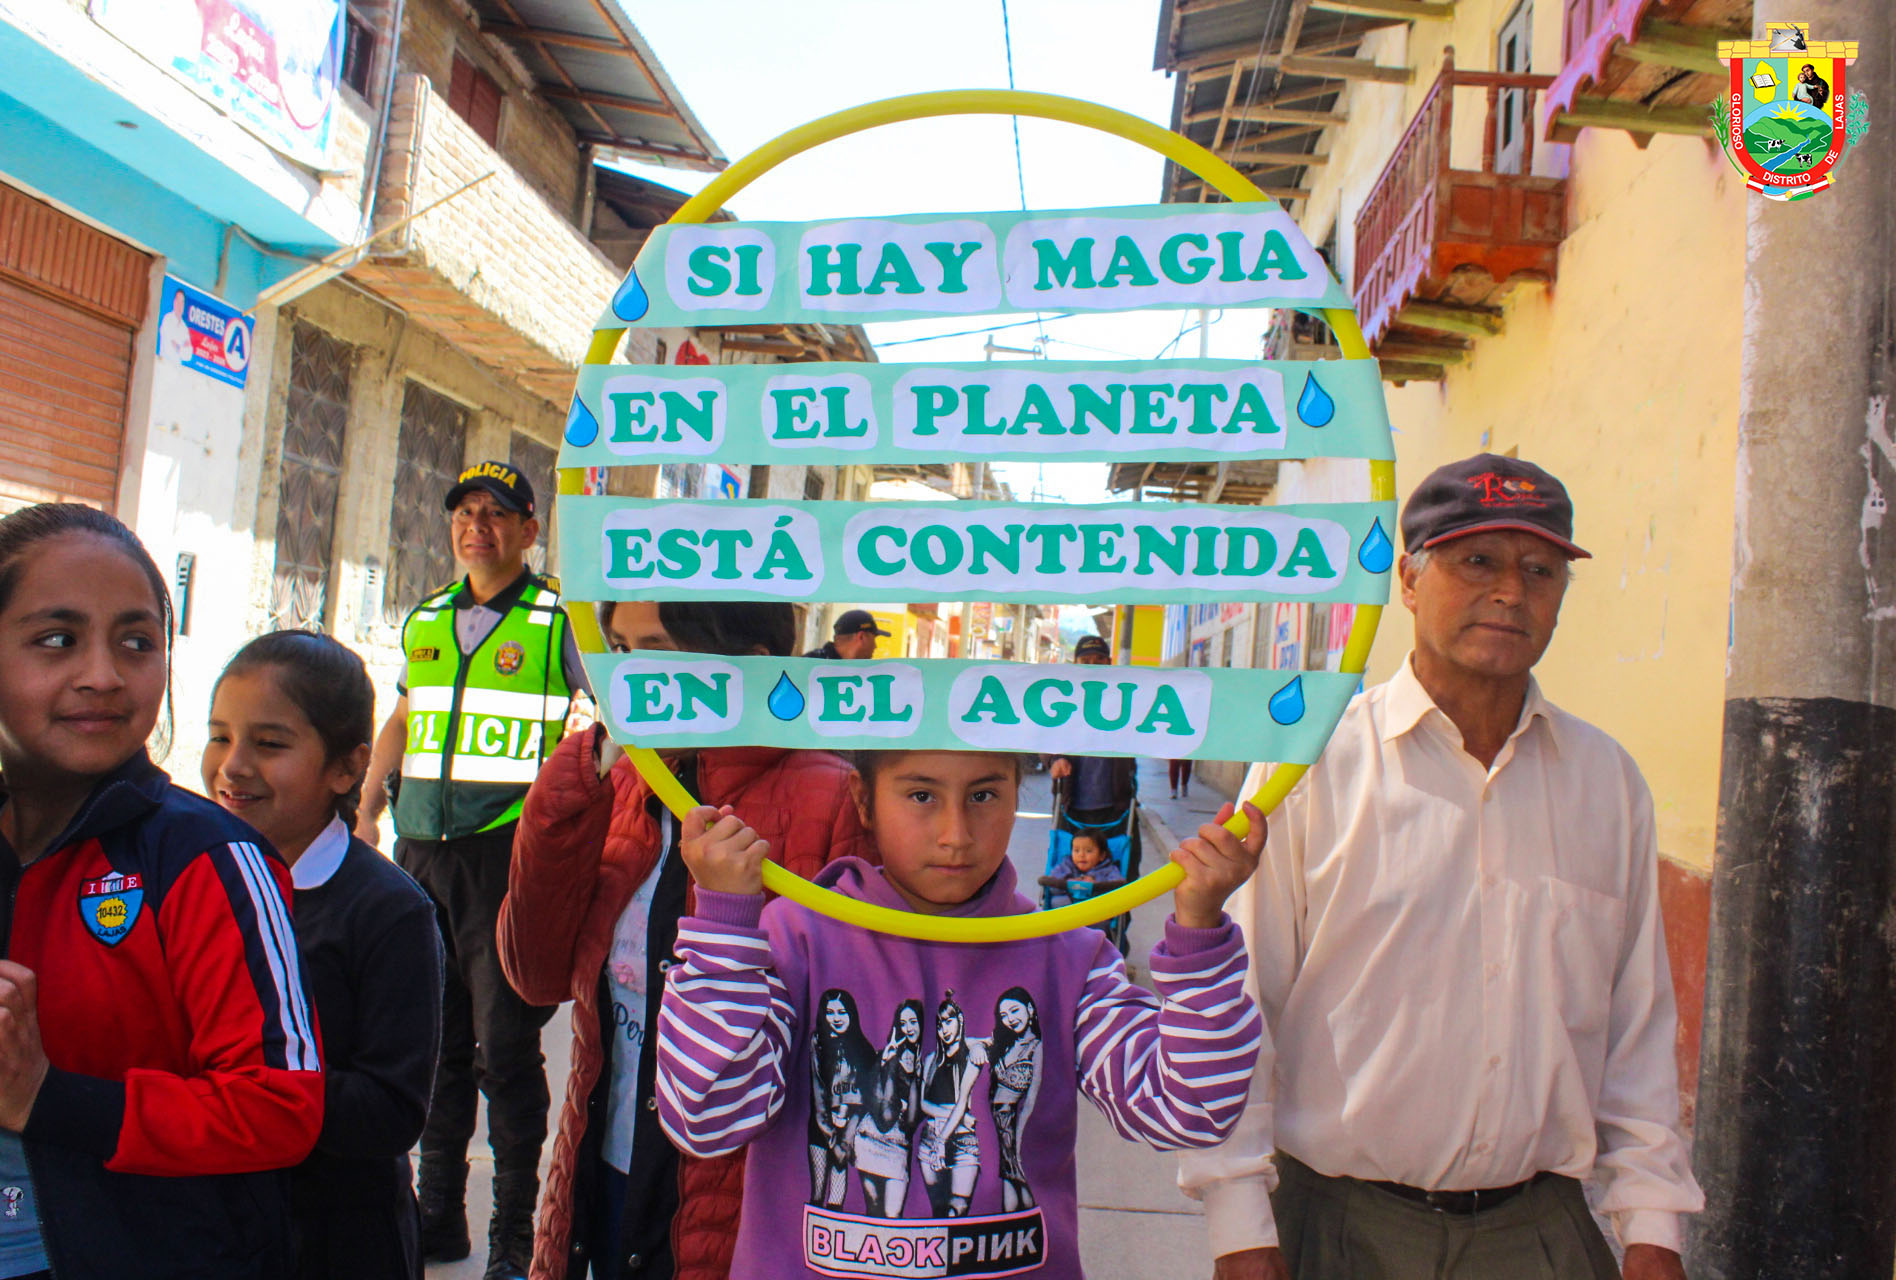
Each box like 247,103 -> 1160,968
1180,656 -> 1704,1256
291,817 -> 350,891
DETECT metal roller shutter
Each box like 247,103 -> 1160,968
0,183 -> 151,512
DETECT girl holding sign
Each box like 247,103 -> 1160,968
655,748 -> 1266,1279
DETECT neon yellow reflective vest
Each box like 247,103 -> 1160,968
394,574 -> 572,841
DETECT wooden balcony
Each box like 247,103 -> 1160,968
1351,53 -> 1564,383
1543,0 -> 1745,144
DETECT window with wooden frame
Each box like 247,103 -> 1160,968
385,382 -> 468,623
342,8 -> 378,99
271,322 -> 355,630
448,52 -> 502,148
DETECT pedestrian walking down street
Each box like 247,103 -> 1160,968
0,503 -> 323,1280
500,601 -> 875,1280
204,631 -> 444,1280
358,462 -> 590,1280
803,609 -> 891,660
1182,456 -> 1702,1280
1167,759 -> 1192,800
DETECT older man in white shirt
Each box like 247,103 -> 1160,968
1184,455 -> 1702,1280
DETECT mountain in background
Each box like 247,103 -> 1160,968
1744,111 -> 1830,154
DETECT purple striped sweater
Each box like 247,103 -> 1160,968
656,856 -> 1260,1279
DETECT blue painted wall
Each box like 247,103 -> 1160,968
0,17 -> 345,309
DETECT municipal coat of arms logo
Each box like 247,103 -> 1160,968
1714,21 -> 1868,202
80,872 -> 144,947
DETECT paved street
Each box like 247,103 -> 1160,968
434,757 -> 1239,1279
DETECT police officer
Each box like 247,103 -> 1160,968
357,461 -> 587,1280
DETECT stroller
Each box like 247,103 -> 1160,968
1036,778 -> 1137,952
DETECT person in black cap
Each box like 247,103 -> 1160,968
1183,454 -> 1699,1280
1047,633 -> 1141,906
805,608 -> 893,660
356,460 -> 590,1280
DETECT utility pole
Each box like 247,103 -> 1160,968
1692,2 -> 1896,1275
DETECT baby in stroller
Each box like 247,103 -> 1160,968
1038,831 -> 1126,906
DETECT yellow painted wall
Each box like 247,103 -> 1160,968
1298,7 -> 1746,874
1130,605 -> 1166,667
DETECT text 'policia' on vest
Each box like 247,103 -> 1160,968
394,574 -> 572,841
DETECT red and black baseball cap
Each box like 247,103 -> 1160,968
444,460 -> 535,517
1400,453 -> 1590,558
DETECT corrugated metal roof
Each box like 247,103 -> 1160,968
470,0 -> 726,171
593,166 -> 728,228
1152,0 -> 1392,207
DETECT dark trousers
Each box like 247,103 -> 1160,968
1168,759 -> 1193,791
397,823 -> 556,1177
1271,1154 -> 1619,1280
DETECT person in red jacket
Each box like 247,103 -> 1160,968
0,502 -> 324,1280
501,601 -> 874,1280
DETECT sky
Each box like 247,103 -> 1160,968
612,0 -> 1284,504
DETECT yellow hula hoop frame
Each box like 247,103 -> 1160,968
561,89 -> 1395,943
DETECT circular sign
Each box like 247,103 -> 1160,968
221,316 -> 251,374
561,90 -> 1395,942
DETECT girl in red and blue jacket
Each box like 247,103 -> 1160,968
0,503 -> 324,1280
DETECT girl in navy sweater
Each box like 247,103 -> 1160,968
203,631 -> 444,1280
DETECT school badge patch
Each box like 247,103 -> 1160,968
79,873 -> 144,947
495,640 -> 526,676
1714,21 -> 1867,202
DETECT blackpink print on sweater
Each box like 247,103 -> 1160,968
656,857 -> 1261,1279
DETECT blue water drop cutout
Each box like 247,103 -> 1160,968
1268,675 -> 1307,726
1358,518 -> 1395,574
610,267 -> 650,322
1296,372 -> 1336,427
767,671 -> 806,721
564,396 -> 600,447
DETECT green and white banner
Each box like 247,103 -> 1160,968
557,496 -> 1397,604
582,653 -> 1362,762
560,357 -> 1391,466
597,202 -> 1350,329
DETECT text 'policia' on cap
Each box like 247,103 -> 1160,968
444,461 -> 535,517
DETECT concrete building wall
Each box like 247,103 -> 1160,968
154,279 -> 574,774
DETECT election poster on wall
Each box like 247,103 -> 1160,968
91,0 -> 344,168
156,275 -> 253,388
